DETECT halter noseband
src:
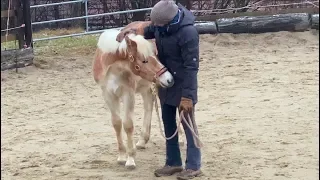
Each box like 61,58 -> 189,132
154,67 -> 167,79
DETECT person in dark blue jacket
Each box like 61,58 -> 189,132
118,1 -> 202,179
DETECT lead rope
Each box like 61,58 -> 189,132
151,83 -> 203,149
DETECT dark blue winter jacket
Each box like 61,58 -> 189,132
144,4 -> 199,107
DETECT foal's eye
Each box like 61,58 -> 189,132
142,60 -> 148,63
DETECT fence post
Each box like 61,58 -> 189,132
14,0 -> 24,48
22,0 -> 33,48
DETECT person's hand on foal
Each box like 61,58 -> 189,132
179,97 -> 193,113
116,28 -> 137,42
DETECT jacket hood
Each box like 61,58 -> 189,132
178,3 -> 195,27
166,3 -> 195,34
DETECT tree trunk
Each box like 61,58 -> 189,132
216,13 -> 310,34
53,0 -> 59,28
311,14 -> 319,29
70,2 -> 82,28
1,48 -> 34,71
194,22 -> 218,34
131,0 -> 146,22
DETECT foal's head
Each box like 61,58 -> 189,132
120,34 -> 174,88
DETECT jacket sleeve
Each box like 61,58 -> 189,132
143,25 -> 156,39
178,26 -> 199,101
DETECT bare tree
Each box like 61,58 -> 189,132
213,0 -> 232,10
176,0 -> 192,9
232,0 -> 251,12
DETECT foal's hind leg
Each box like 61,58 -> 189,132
136,88 -> 153,149
102,87 -> 127,165
122,91 -> 136,169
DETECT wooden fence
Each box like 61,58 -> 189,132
1,0 -> 33,71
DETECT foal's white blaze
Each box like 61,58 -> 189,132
158,71 -> 174,88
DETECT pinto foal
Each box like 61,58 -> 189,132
93,29 -> 174,169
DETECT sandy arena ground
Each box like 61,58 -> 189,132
1,30 -> 319,180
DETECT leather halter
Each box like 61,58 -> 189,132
155,67 -> 167,79
127,51 -> 167,80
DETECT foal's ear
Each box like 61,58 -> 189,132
125,36 -> 137,51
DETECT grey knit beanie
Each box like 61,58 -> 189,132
150,0 -> 179,25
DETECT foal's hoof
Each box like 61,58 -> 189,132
125,163 -> 136,170
136,140 -> 146,149
125,157 -> 136,170
117,160 -> 126,165
117,155 -> 127,165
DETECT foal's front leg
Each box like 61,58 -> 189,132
136,89 -> 153,149
102,87 -> 127,165
122,91 -> 136,169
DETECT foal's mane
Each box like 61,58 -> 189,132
97,29 -> 155,60
118,33 -> 155,58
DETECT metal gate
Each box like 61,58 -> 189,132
30,0 -> 153,42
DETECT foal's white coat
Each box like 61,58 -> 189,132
94,29 -> 183,169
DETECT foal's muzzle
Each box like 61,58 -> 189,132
156,67 -> 174,88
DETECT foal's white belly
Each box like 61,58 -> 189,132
106,73 -> 122,96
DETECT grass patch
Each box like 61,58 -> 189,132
33,28 -> 99,56
1,40 -> 18,51
1,27 -> 100,56
33,34 -> 99,56
33,27 -> 85,38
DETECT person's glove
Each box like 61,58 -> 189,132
116,28 -> 137,42
179,97 -> 193,113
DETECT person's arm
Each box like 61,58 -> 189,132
116,25 -> 155,42
178,26 -> 199,101
116,28 -> 135,42
143,25 -> 156,39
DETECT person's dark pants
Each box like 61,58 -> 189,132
161,103 -> 201,170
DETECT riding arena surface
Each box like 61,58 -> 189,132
1,31 -> 319,180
